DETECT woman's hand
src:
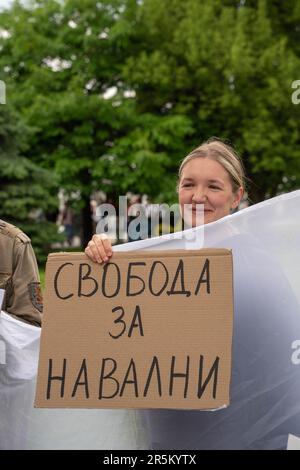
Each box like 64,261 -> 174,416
84,234 -> 113,263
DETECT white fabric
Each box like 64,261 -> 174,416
287,434 -> 300,450
0,190 -> 300,449
114,190 -> 300,450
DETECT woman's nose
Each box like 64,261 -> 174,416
192,188 -> 207,203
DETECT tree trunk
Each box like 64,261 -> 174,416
81,195 -> 93,249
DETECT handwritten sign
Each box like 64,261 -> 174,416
35,249 -> 233,409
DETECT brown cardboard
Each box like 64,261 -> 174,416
35,249 -> 233,410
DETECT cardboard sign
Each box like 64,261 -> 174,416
35,249 -> 233,410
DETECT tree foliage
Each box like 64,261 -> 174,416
0,105 -> 61,263
0,0 -> 299,252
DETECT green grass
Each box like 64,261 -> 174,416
39,269 -> 45,290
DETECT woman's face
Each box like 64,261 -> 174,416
178,157 -> 243,227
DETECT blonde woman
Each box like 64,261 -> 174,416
85,138 -> 245,261
85,138 -> 300,449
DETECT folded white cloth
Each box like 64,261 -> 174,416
1,190 -> 300,449
115,190 -> 300,450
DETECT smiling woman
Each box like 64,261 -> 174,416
85,138 -> 246,263
177,139 -> 245,227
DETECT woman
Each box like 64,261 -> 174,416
84,139 -> 300,449
85,138 -> 245,261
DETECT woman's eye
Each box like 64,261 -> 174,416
209,185 -> 221,190
182,183 -> 193,188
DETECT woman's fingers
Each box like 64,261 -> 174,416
93,234 -> 112,261
85,241 -> 101,263
85,234 -> 113,263
98,235 -> 113,257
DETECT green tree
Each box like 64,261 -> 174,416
0,105 -> 60,263
0,0 -> 195,248
1,0 -> 299,233
121,0 -> 300,202
1,0 -> 145,245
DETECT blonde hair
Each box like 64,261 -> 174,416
178,137 -> 245,193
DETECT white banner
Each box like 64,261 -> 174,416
1,190 -> 300,449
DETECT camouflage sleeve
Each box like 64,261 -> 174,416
7,239 -> 43,326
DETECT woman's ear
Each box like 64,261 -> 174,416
231,187 -> 244,210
